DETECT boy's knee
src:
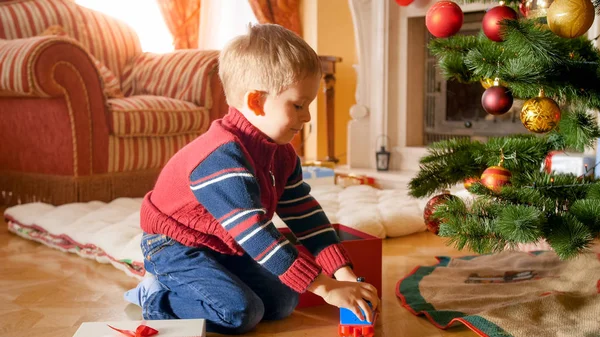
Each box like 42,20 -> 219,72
264,292 -> 299,321
224,296 -> 265,334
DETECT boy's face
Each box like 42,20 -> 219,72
248,74 -> 320,145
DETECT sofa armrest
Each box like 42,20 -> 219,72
0,36 -> 111,176
122,49 -> 228,120
0,36 -> 104,98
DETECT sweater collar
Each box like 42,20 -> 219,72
222,107 -> 280,166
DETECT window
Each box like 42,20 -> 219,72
198,0 -> 258,50
75,0 -> 174,53
76,0 -> 258,52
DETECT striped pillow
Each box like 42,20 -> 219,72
40,25 -> 124,98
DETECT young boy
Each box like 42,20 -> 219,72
124,23 -> 380,335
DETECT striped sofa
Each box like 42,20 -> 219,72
0,0 -> 228,206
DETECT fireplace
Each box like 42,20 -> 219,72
423,11 -> 527,145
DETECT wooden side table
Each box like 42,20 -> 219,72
319,55 -> 342,163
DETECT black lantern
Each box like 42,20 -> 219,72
376,135 -> 391,171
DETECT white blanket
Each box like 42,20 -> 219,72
5,184 -> 429,279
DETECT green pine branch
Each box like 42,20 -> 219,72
431,184 -> 599,258
410,108 -> 600,198
429,20 -> 600,109
410,107 -> 599,259
588,183 -> 600,199
496,205 -> 544,243
414,7 -> 600,259
570,199 -> 600,235
544,214 -> 594,259
555,104 -> 600,151
408,138 -> 487,197
436,198 -> 510,253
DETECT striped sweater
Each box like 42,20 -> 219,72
140,107 -> 352,293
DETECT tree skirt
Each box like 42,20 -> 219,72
4,185 -> 427,279
396,250 -> 600,337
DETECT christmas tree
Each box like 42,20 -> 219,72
410,0 -> 600,259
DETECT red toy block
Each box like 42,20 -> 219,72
338,322 -> 376,337
278,224 -> 383,308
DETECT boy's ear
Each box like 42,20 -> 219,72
246,91 -> 266,116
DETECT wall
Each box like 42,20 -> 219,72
301,0 -> 357,164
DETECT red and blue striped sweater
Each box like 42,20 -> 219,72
140,107 -> 352,293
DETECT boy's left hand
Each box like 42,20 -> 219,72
334,266 -> 381,314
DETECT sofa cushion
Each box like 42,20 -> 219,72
107,133 -> 201,172
108,95 -> 210,137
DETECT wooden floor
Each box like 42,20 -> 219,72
0,209 -> 476,337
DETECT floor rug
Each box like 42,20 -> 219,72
396,250 -> 600,337
4,185 -> 427,279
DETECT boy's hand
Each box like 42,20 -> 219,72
333,266 -> 358,282
308,273 -> 380,322
333,267 -> 381,314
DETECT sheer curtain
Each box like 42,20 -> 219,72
75,0 -> 174,53
76,0 -> 258,51
197,0 -> 258,50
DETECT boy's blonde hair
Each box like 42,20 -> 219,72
218,23 -> 321,108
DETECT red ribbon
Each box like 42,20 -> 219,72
544,150 -> 560,174
107,324 -> 159,337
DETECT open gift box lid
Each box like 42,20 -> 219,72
279,224 -> 383,308
72,319 -> 206,337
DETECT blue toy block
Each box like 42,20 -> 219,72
339,299 -> 375,326
340,307 -> 372,325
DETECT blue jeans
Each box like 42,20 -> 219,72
140,233 -> 299,335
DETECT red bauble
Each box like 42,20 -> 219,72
395,0 -> 415,6
423,191 -> 458,235
426,1 -> 464,38
464,177 -> 479,189
482,5 -> 518,42
480,165 -> 512,193
481,85 -> 513,115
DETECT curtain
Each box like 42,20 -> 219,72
248,0 -> 301,36
157,0 -> 201,49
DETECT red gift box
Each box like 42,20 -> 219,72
278,224 -> 383,308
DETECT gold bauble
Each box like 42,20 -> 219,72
480,78 -> 508,89
520,89 -> 561,133
547,0 -> 595,38
521,0 -> 554,18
